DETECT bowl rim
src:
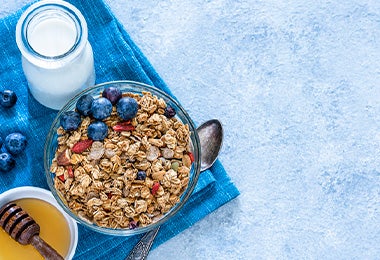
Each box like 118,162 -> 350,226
0,186 -> 78,260
44,80 -> 201,236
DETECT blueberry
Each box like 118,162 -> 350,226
102,86 -> 122,105
128,220 -> 138,230
136,170 -> 146,180
76,94 -> 94,116
91,97 -> 112,120
0,152 -> 15,172
87,121 -> 108,141
0,136 -> 3,147
164,106 -> 176,118
60,111 -> 81,131
4,133 -> 27,156
0,90 -> 17,108
116,97 -> 138,120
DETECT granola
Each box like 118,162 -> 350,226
50,91 -> 193,229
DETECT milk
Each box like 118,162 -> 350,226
16,0 -> 95,110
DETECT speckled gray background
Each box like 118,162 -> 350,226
2,0 -> 380,259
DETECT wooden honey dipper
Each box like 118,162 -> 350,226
0,202 -> 64,260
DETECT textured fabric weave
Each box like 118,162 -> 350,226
0,0 -> 240,259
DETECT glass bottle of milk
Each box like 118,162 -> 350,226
15,0 -> 95,110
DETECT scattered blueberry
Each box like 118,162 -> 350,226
102,86 -> 122,105
87,121 -> 108,141
116,97 -> 138,120
4,133 -> 27,155
136,170 -> 146,180
91,97 -> 112,120
0,152 -> 16,172
164,106 -> 176,118
0,136 -> 2,147
76,94 -> 94,116
0,90 -> 17,108
60,111 -> 82,131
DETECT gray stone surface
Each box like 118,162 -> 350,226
2,0 -> 380,259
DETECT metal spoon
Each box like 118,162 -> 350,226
125,119 -> 223,260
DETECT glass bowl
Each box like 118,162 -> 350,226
44,80 -> 201,236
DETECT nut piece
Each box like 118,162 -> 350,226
57,149 -> 71,166
146,146 -> 160,161
88,141 -> 105,160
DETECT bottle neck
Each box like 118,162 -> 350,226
16,0 -> 88,68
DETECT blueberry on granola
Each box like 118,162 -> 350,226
60,111 -> 82,131
102,86 -> 122,105
0,152 -> 15,172
136,170 -> 146,180
76,94 -> 94,116
0,89 -> 17,108
4,132 -> 27,155
87,121 -> 108,141
164,106 -> 176,118
116,97 -> 138,120
91,97 -> 112,120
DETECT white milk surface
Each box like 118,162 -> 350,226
28,17 -> 76,57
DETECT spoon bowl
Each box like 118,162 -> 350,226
197,119 -> 223,171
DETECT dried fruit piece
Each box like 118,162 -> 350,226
57,149 -> 71,166
72,139 -> 93,153
67,166 -> 74,178
113,123 -> 135,132
151,182 -> 160,195
188,152 -> 194,163
57,174 -> 65,182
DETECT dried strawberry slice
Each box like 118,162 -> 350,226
57,174 -> 65,182
188,152 -> 194,163
67,166 -> 74,178
71,139 -> 93,153
151,182 -> 160,195
113,123 -> 135,132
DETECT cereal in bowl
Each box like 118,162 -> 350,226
50,89 -> 193,229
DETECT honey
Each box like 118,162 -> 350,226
0,198 -> 71,260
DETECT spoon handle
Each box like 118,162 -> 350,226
125,226 -> 160,260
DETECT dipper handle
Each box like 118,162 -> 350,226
30,235 -> 64,260
0,202 -> 64,260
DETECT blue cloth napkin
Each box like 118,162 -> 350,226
0,0 -> 240,259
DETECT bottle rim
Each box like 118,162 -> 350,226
15,0 -> 88,67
